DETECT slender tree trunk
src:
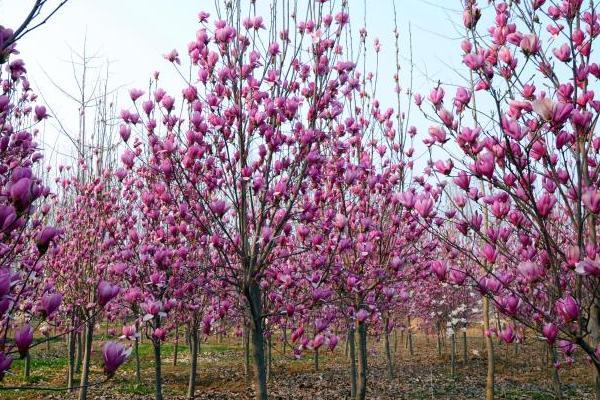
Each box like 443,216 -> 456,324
153,316 -> 163,400
67,328 -> 76,392
589,300 -> 600,400
384,318 -> 394,379
407,317 -> 414,356
349,327 -> 357,399
437,323 -> 442,358
248,282 -> 268,400
282,326 -> 287,355
269,335 -> 273,377
463,329 -> 468,363
76,330 -> 83,373
187,322 -> 199,400
173,325 -> 179,366
78,314 -> 95,400
135,335 -> 141,385
356,321 -> 368,400
244,323 -> 250,380
23,352 -> 31,379
483,297 -> 495,400
550,345 -> 562,399
450,333 -> 456,378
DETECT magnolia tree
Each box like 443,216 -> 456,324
47,173 -> 124,399
0,34 -> 62,380
117,2 -> 382,398
414,0 -> 600,398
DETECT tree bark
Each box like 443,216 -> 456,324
463,329 -> 468,363
348,326 -> 357,399
483,297 -> 495,400
407,317 -> 414,356
153,317 -> 163,400
450,333 -> 456,378
23,352 -> 31,379
550,345 -> 562,400
356,321 -> 368,400
247,282 -> 268,400
67,328 -> 76,392
173,325 -> 179,366
187,322 -> 199,400
135,335 -> 141,385
314,347 -> 319,372
78,314 -> 95,400
384,318 -> 394,379
244,323 -> 250,380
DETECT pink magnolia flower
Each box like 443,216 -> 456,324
36,226 -> 61,255
15,324 -> 33,358
430,260 -> 447,281
543,323 -> 558,344
498,326 -> 515,344
97,281 -> 120,307
102,342 -> 131,378
0,352 -> 12,380
556,296 -> 579,322
583,189 -> 600,213
414,196 -> 434,218
517,261 -> 545,283
356,309 -> 370,322
39,293 -> 62,317
520,34 -> 540,55
575,258 -> 600,276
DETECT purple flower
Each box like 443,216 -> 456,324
97,281 -> 120,307
9,177 -> 33,212
34,105 -> 48,121
543,323 -> 558,344
102,342 -> 130,378
15,324 -> 33,358
556,295 -> 579,322
39,293 -> 62,317
36,226 -> 61,254
0,351 -> 12,380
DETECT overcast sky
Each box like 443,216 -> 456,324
1,0 -> 467,170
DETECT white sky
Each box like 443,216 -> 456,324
1,0 -> 466,171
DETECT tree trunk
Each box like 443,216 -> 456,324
23,352 -> 31,379
483,297 -> 495,400
187,322 -> 199,400
550,345 -> 562,399
589,300 -> 600,400
248,282 -> 268,400
78,314 -> 95,400
356,321 -> 368,400
268,335 -> 273,378
67,328 -> 76,392
134,335 -> 141,385
173,325 -> 179,367
463,329 -> 468,363
153,317 -> 163,400
282,326 -> 287,355
450,333 -> 456,378
384,318 -> 394,379
244,323 -> 250,380
407,317 -> 414,356
348,327 -> 357,399
314,347 -> 319,372
437,324 -> 442,358
76,331 -> 83,373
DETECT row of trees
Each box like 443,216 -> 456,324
2,1 -> 600,400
